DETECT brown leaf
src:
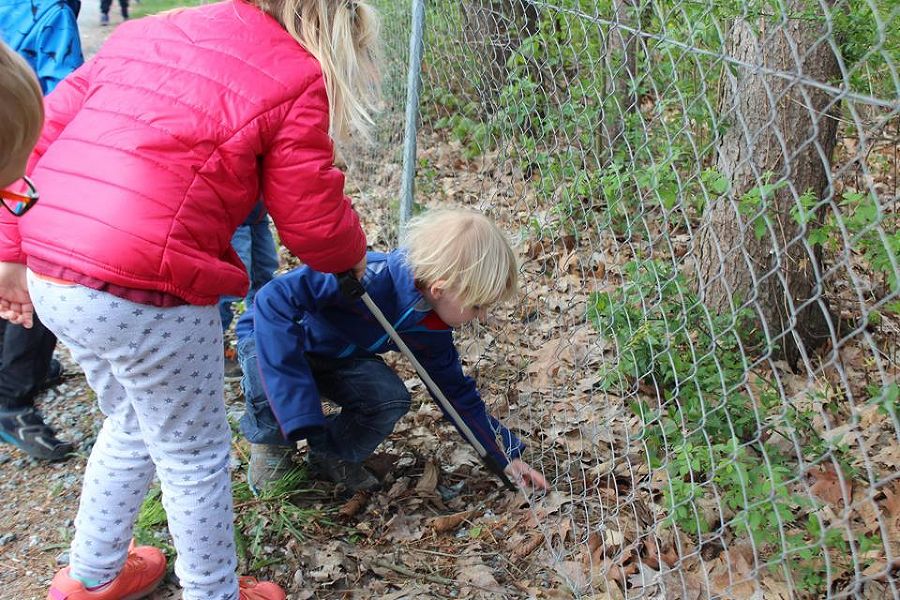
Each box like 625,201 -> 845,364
525,239 -> 547,260
709,545 -> 758,597
414,460 -> 439,495
560,234 -> 577,250
809,464 -> 852,509
882,481 -> 900,540
338,491 -> 371,521
554,560 -> 592,595
642,539 -> 662,570
511,532 -> 545,562
428,509 -> 477,534
457,557 -> 504,593
383,512 -> 425,543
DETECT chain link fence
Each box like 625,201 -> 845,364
345,0 -> 899,596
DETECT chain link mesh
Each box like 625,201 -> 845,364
346,0 -> 899,596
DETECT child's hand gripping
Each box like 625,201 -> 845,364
505,459 -> 549,491
0,262 -> 34,328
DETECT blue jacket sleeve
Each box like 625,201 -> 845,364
415,334 -> 525,467
251,268 -> 342,441
33,6 -> 84,94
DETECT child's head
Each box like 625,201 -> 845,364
253,0 -> 381,142
403,209 -> 518,327
0,41 -> 43,189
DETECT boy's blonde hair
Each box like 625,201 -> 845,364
0,42 -> 43,176
403,209 -> 518,308
252,0 -> 381,143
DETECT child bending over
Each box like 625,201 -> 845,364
238,208 -> 549,494
0,0 -> 378,597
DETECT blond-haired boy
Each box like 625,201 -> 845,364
0,41 -> 43,190
0,41 -> 44,328
237,208 -> 548,493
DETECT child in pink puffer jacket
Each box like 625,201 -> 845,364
0,1 -> 380,598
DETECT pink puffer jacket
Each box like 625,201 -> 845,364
0,0 -> 366,305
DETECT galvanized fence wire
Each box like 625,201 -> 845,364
347,0 -> 899,597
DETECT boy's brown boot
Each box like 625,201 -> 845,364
247,443 -> 296,495
306,449 -> 380,493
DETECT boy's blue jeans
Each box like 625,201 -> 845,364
219,203 -> 279,331
238,338 -> 412,463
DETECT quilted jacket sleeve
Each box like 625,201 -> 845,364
0,57 -> 90,263
262,74 -> 366,274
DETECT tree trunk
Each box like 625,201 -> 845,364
461,0 -> 538,112
696,1 -> 841,369
602,0 -> 640,159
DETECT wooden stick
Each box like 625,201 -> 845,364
370,558 -> 456,586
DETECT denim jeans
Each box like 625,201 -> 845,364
238,338 -> 411,463
218,202 -> 279,331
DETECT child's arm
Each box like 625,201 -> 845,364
33,6 -> 84,94
261,75 -> 366,275
415,335 -> 526,469
250,267 -> 344,442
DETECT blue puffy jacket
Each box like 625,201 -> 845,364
0,0 -> 83,94
237,250 -> 525,467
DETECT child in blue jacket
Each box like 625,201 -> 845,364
0,0 -> 83,95
237,208 -> 548,494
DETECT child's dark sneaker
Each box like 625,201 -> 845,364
39,358 -> 65,392
0,407 -> 74,461
46,544 -> 166,600
99,12 -> 109,25
224,345 -> 242,382
239,576 -> 285,600
306,450 -> 380,493
248,443 -> 296,495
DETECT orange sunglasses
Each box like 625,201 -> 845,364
0,176 -> 39,217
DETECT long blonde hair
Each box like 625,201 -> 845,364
0,42 -> 43,178
403,209 -> 519,308
253,0 -> 381,142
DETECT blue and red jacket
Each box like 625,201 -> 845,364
236,250 -> 525,467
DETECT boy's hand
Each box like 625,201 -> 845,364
505,459 -> 549,491
351,255 -> 367,280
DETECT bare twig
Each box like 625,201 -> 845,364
369,558 -> 457,586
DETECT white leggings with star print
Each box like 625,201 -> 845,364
28,273 -> 240,600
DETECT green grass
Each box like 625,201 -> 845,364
130,0 -> 205,19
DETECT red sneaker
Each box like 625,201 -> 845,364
47,545 -> 166,600
239,576 -> 286,600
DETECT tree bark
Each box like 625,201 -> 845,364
696,1 -> 841,369
461,0 -> 538,112
602,0 -> 640,158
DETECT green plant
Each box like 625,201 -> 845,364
800,191 -> 900,300
783,516 -> 883,594
587,259 -> 865,584
134,486 -> 176,564
232,471 -> 337,571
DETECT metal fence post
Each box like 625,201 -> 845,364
398,0 -> 426,227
